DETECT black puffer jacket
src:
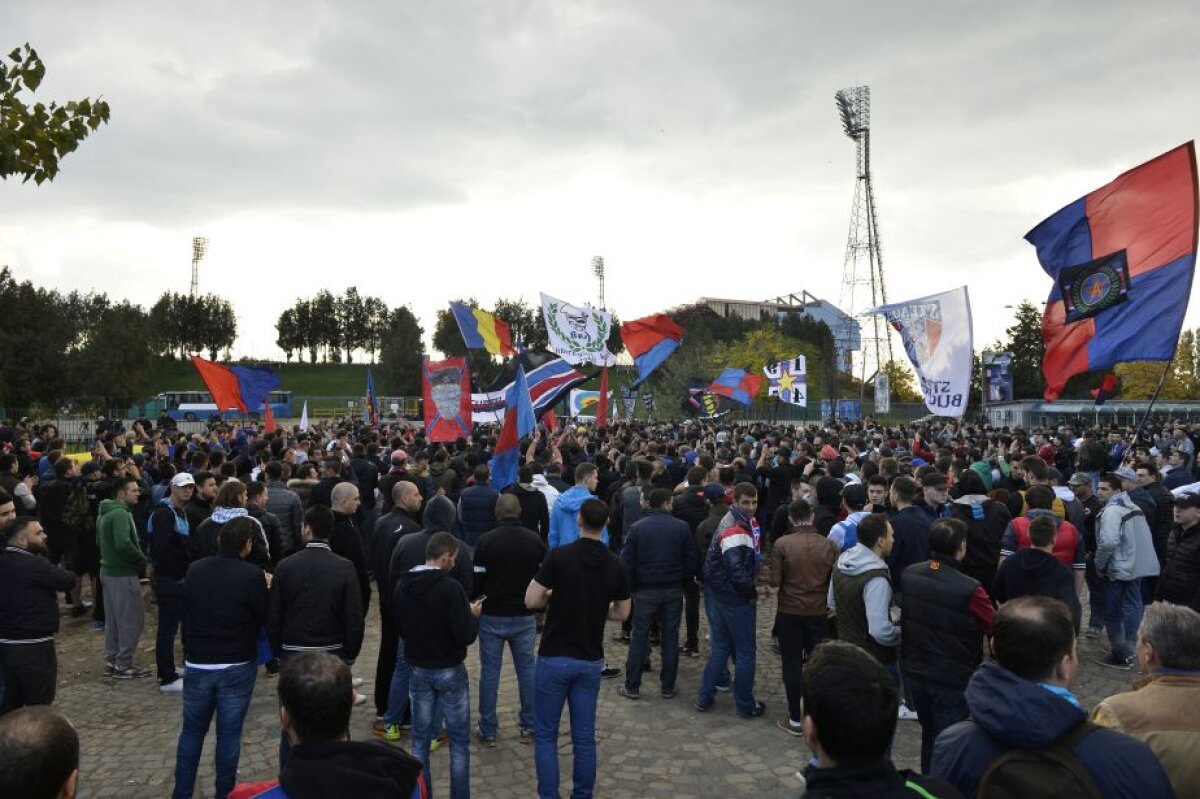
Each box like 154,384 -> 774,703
1157,523 -> 1200,611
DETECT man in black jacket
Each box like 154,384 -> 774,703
504,466 -> 550,541
992,514 -> 1082,630
0,517 -> 76,713
379,494 -> 473,739
329,482 -> 370,618
172,517 -> 269,799
149,472 -> 195,693
395,531 -> 481,799
268,505 -> 364,769
672,467 -> 710,656
619,488 -> 697,700
1157,490 -> 1200,611
472,495 -> 547,746
246,481 -> 285,569
370,480 -> 423,725
184,471 -> 216,533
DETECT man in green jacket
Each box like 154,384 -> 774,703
97,476 -> 149,679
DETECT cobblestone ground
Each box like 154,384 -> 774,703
54,582 -> 1128,798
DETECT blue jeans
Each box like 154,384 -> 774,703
1105,578 -> 1144,660
904,673 -> 969,773
534,656 -> 602,799
701,586 -> 731,687
154,577 -> 187,685
477,614 -> 536,737
625,587 -> 683,693
172,662 -> 257,799
411,663 -> 471,799
383,637 -> 412,725
697,589 -> 757,715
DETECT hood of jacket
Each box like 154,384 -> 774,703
422,494 -> 456,532
280,740 -> 422,799
1011,547 -> 1066,578
429,462 -> 449,477
98,498 -> 128,519
399,564 -> 449,599
212,506 -> 249,524
555,485 -> 593,515
964,660 -> 1085,748
836,542 -> 887,576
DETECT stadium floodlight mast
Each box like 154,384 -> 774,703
834,85 -> 892,416
592,255 -> 606,310
190,236 -> 209,297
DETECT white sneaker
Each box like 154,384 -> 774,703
159,678 -> 184,694
353,691 -> 368,706
897,703 -> 919,721
351,677 -> 365,688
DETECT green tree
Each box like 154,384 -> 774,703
1003,301 -> 1045,399
1,44 -> 111,184
274,306 -> 302,363
1172,328 -> 1198,397
79,302 -> 152,409
433,298 -> 474,359
379,306 -> 426,395
360,296 -> 391,364
879,360 -> 921,402
493,297 -> 547,351
335,287 -> 366,363
309,290 -> 339,362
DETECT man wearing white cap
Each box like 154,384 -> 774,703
150,472 -> 196,693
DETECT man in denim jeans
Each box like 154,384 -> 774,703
525,498 -> 631,799
1094,472 -> 1161,670
472,495 -> 546,746
172,518 -> 269,799
395,531 -> 481,799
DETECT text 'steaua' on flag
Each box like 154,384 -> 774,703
1026,142 -> 1198,400
867,287 -> 973,416
540,293 -> 616,366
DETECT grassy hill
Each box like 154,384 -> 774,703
148,360 -> 372,398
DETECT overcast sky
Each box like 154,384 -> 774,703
3,1 -> 1199,366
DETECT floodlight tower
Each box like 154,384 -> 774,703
834,86 -> 892,388
190,236 -> 208,297
592,255 -> 606,310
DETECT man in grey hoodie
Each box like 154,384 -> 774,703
828,513 -> 900,671
1094,472 -> 1161,670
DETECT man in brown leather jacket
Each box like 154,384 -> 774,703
767,498 -> 837,737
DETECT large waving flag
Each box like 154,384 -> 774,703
422,357 -> 472,442
471,350 -> 588,423
709,368 -> 764,407
541,293 -> 616,366
491,361 -> 535,491
1026,142 -> 1198,400
449,301 -> 517,357
621,314 -> 684,387
867,286 -> 973,416
190,356 -> 280,414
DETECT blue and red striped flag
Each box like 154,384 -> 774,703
621,314 -> 684,387
190,355 -> 280,415
491,360 -> 535,491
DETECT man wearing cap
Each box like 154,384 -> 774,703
150,473 -> 196,693
1095,473 -> 1161,670
915,472 -> 951,522
1068,471 -> 1107,636
1157,492 -> 1200,612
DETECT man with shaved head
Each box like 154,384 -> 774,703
471,493 -> 547,746
329,482 -> 370,618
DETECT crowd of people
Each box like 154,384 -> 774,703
0,412 -> 1198,798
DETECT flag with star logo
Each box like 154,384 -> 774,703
764,355 -> 807,406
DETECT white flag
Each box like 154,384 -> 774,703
299,400 -> 309,431
763,355 -> 807,406
867,286 -> 973,417
540,293 -> 616,366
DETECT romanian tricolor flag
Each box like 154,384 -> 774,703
1026,142 -> 1198,400
450,302 -> 517,357
621,314 -> 684,387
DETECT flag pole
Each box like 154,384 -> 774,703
1132,356 -> 1175,445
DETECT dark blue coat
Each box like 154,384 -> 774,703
457,483 -> 499,546
620,509 -> 696,591
931,661 -> 1174,799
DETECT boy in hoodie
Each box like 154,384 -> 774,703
229,652 -> 425,799
931,596 -> 1173,799
395,531 -> 481,799
96,476 -> 150,679
150,472 -> 195,693
992,514 -> 1081,630
548,463 -> 609,549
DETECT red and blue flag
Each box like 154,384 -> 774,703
1026,142 -> 1198,400
491,360 -> 535,491
366,369 -> 378,425
621,314 -> 684,387
709,368 -> 764,407
190,355 -> 280,415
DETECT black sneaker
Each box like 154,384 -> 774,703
693,698 -> 713,712
661,687 -> 677,700
473,729 -> 497,748
601,666 -> 622,679
737,700 -> 766,719
1095,654 -> 1134,671
617,685 -> 640,700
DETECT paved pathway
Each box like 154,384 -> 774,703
53,584 -> 1130,798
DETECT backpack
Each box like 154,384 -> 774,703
63,484 -> 96,535
977,721 -> 1103,799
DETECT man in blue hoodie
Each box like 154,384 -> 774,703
931,596 -> 1173,799
548,463 -> 608,550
